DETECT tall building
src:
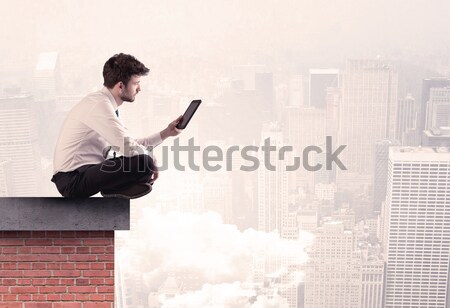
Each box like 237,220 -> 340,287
0,92 -> 41,196
419,78 -> 450,136
397,94 -> 417,145
257,123 -> 289,235
361,259 -> 384,308
373,139 -> 395,213
383,146 -> 450,308
0,160 -> 13,196
338,59 -> 398,182
309,69 -> 340,109
425,87 -> 450,130
422,127 -> 450,147
304,221 -> 361,308
33,51 -> 60,101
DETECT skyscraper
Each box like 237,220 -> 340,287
425,87 -> 450,130
0,92 -> 41,196
338,59 -> 398,182
419,78 -> 450,136
304,221 -> 361,308
397,94 -> 417,145
383,146 -> 450,308
257,123 -> 288,235
373,139 -> 395,212
309,69 -> 340,109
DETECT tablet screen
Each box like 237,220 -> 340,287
176,99 -> 202,129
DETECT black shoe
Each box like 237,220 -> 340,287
101,183 -> 152,199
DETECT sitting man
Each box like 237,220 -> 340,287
51,53 -> 182,199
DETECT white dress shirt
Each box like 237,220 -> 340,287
53,87 -> 162,174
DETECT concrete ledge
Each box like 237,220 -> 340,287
0,197 -> 130,231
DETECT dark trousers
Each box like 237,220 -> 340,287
51,154 -> 155,198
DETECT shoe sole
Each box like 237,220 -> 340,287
101,186 -> 152,199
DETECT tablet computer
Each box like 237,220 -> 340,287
176,99 -> 202,129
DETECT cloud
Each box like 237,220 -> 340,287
117,209 -> 312,305
160,282 -> 289,308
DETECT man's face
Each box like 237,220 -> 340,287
120,75 -> 141,102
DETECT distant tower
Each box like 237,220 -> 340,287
373,139 -> 395,213
383,146 -> 450,308
338,59 -> 398,182
419,78 -> 450,137
309,69 -> 340,109
425,87 -> 450,130
397,94 -> 417,145
0,92 -> 41,196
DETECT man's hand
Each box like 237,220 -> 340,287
160,115 -> 183,140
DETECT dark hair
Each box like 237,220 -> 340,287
103,53 -> 150,88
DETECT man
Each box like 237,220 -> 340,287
51,53 -> 182,199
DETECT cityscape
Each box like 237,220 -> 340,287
1,1 -> 450,307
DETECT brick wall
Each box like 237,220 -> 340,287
0,231 -> 114,308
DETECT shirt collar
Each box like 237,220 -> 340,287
100,86 -> 119,111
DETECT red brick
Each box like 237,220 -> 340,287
97,286 -> 114,293
104,231 -> 114,238
10,286 -> 39,294
47,263 -> 60,270
3,279 -> 16,286
24,303 -> 53,308
0,270 -> 23,277
90,263 -> 105,270
97,255 -> 113,262
59,279 -> 75,286
75,293 -> 89,301
22,270 -> 52,278
75,278 -> 89,286
68,255 -> 97,262
61,263 -> 75,270
32,263 -> 47,270
54,303 -> 81,308
31,278 -> 46,286
32,294 -> 46,301
45,232 -> 61,238
89,278 -> 104,285
90,247 -> 105,254
0,256 -> 11,262
52,270 -> 81,278
75,263 -> 90,270
0,286 -> 9,293
105,263 -> 114,270
3,263 -> 17,270
105,246 -> 114,253
104,278 -> 114,285
89,294 -> 105,301
2,294 -> 17,301
39,286 -> 67,293
82,270 -> 111,277
83,303 -> 113,308
39,255 -> 67,262
68,286 -> 97,293
18,294 -> 32,301
46,294 -> 61,301
0,239 -> 24,246
24,239 -> 53,246
0,303 -> 21,308
75,247 -> 90,254
53,239 -> 81,246
17,247 -> 32,254
30,231 -> 46,238
60,231 -> 76,238
18,263 -> 32,270
2,247 -> 18,254
10,255 -> 39,262
105,294 -> 114,301
17,278 -> 31,285
61,247 -> 76,254
83,239 -> 112,246
87,231 -> 106,237
44,279 -> 61,286
60,294 -> 76,301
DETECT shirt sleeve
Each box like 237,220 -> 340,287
135,133 -> 163,149
81,100 -> 151,157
